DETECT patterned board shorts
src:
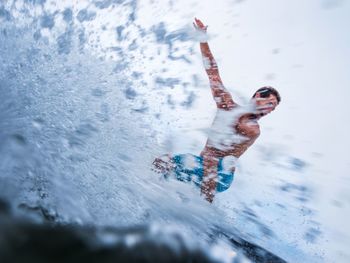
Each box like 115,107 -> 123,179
167,154 -> 235,192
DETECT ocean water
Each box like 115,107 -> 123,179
1,1 -> 349,262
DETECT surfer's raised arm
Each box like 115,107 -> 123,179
193,18 -> 236,110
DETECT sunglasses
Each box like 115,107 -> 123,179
258,89 -> 273,98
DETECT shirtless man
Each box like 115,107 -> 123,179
153,18 -> 281,203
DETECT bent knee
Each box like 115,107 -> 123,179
152,154 -> 174,172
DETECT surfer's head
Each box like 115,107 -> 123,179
252,86 -> 281,117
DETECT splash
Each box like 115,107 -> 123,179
0,1 -> 341,262
0,0 -> 231,251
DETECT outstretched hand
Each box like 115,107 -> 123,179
193,18 -> 208,33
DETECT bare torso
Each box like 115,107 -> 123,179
200,106 -> 260,161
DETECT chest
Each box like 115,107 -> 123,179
235,114 -> 261,139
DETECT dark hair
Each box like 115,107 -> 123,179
252,86 -> 281,104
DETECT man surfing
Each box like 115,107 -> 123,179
153,18 -> 281,203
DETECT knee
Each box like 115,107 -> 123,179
152,154 -> 173,173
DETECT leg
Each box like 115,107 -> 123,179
201,155 -> 219,203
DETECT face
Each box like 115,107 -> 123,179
254,93 -> 278,116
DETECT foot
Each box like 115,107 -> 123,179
152,154 -> 174,175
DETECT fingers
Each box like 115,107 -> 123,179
194,17 -> 201,26
193,17 -> 208,32
195,17 -> 203,27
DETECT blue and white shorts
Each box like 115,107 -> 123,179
168,154 -> 235,192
